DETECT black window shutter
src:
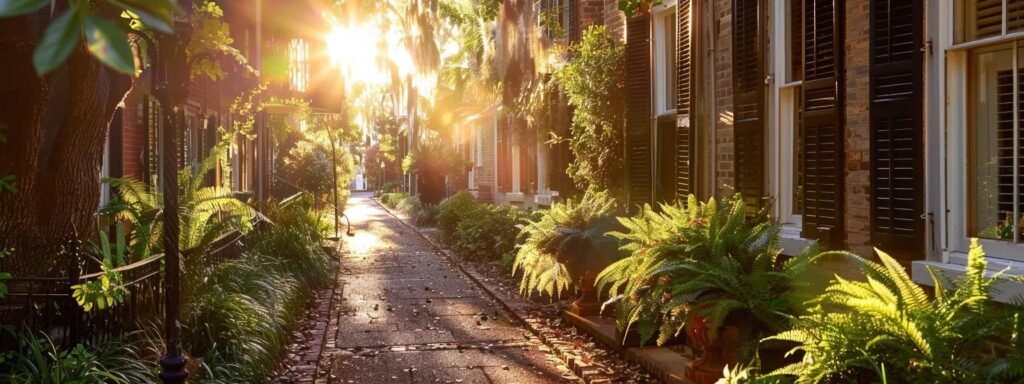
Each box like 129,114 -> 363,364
869,0 -> 924,256
801,0 -> 844,245
733,0 -> 765,210
625,14 -> 653,210
676,0 -> 695,199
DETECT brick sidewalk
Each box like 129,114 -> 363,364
313,193 -> 577,383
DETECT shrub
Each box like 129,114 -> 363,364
0,328 -> 156,384
453,204 -> 529,263
181,197 -> 333,383
379,192 -> 410,209
395,194 -> 423,214
437,191 -> 480,240
277,140 -> 355,211
554,25 -> 626,199
597,194 -> 781,347
413,204 -> 439,227
763,240 -> 1024,383
514,190 -> 619,298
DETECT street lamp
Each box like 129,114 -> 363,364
157,1 -> 192,383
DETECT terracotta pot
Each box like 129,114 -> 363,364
570,270 -> 601,317
684,314 -> 740,384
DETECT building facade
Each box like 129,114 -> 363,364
467,0 -> 1024,292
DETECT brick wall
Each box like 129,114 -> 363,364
844,0 -> 871,255
577,0 -> 605,31
603,0 -> 625,42
120,75 -> 152,181
714,0 -> 733,196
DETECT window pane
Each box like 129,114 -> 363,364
969,46 -> 1020,240
794,88 -> 804,216
664,10 -> 677,110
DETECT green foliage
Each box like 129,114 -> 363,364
597,194 -> 782,346
453,204 -> 530,263
2,0 -> 179,75
402,139 -> 469,177
102,145 -> 258,255
554,26 -> 626,199
188,0 -> 252,80
437,190 -> 480,240
617,0 -> 663,17
0,249 -> 11,299
183,198 -> 332,383
277,140 -> 355,210
379,192 -> 411,209
413,204 -> 440,227
647,198 -> 826,354
514,190 -> 618,298
764,240 -> 1024,384
0,328 -> 156,384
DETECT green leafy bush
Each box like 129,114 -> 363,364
413,204 -> 440,227
514,190 -> 619,298
554,25 -> 626,198
277,140 -> 354,211
0,328 -> 155,384
379,192 -> 410,209
181,197 -> 332,382
763,240 -> 1024,383
597,194 -> 782,346
437,191 -> 480,241
453,204 -> 530,263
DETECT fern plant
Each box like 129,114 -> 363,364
101,144 -> 258,255
513,189 -> 618,298
596,194 -> 779,346
648,203 -> 827,357
764,240 -> 1024,384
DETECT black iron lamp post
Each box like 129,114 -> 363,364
157,1 -> 192,383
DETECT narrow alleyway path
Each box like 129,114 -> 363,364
321,192 -> 575,383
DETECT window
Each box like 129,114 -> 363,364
289,38 -> 310,92
956,0 -> 1024,43
967,44 -> 1024,244
654,4 -> 678,115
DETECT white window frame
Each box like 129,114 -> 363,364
770,0 -> 814,254
653,2 -> 678,117
943,1 -> 1024,263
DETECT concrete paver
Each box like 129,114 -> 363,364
322,193 -> 574,383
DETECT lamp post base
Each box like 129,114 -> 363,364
159,354 -> 189,384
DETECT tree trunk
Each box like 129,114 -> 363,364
0,15 -> 133,276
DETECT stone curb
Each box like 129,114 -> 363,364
373,198 -> 672,384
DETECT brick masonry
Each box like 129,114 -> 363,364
844,0 -> 872,256
714,0 -> 734,196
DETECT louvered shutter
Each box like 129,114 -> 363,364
869,0 -> 924,256
497,116 -> 513,193
733,0 -> 765,210
801,0 -> 844,245
625,14 -> 653,210
676,0 -> 695,199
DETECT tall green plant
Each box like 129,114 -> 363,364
554,26 -> 625,198
765,240 -> 1024,383
596,195 -> 776,345
102,145 -> 257,254
0,328 -> 156,384
513,190 -> 618,297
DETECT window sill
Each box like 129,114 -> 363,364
912,258 -> 1024,304
779,225 -> 815,256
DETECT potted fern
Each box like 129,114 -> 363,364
598,194 -> 824,378
513,190 -> 621,313
760,240 -> 1024,383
